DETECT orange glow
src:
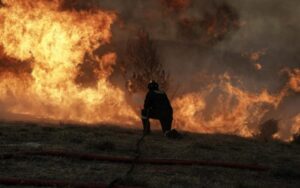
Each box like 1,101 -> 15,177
173,74 -> 286,137
286,68 -> 300,93
0,0 -> 138,124
291,114 -> 300,136
242,49 -> 267,63
254,63 -> 262,70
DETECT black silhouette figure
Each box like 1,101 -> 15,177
142,81 -> 180,138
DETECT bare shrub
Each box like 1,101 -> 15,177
120,29 -> 169,93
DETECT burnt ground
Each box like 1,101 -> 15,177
0,121 -> 299,188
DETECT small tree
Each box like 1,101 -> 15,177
121,29 -> 169,93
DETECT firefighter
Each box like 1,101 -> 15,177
141,81 -> 180,138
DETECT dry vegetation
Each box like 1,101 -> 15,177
120,29 -> 169,93
0,121 -> 300,188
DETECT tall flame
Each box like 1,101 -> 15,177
0,0 -> 138,123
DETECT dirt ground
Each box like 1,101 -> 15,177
0,121 -> 300,188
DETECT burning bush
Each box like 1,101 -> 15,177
121,29 -> 169,93
257,119 -> 279,141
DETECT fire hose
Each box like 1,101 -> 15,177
0,132 -> 270,188
0,177 -> 141,188
108,133 -> 147,188
0,133 -> 149,188
106,111 -> 149,187
1,150 -> 270,171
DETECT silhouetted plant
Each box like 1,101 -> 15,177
121,29 -> 169,93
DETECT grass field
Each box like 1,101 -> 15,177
0,121 -> 300,188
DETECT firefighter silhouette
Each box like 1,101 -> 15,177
142,80 -> 179,138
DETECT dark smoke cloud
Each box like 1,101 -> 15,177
60,0 -> 102,11
97,0 -> 240,44
177,3 -> 239,45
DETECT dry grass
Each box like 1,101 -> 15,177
0,121 -> 300,188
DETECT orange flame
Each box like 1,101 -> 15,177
0,0 -> 138,124
173,74 -> 286,137
286,68 -> 300,93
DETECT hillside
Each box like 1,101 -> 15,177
0,121 -> 300,188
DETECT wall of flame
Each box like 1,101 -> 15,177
0,0 -> 137,124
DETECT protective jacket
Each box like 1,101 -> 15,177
144,90 -> 172,118
142,89 -> 173,133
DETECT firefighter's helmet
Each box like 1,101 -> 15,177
148,80 -> 159,90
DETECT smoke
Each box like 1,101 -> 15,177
161,0 -> 191,12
